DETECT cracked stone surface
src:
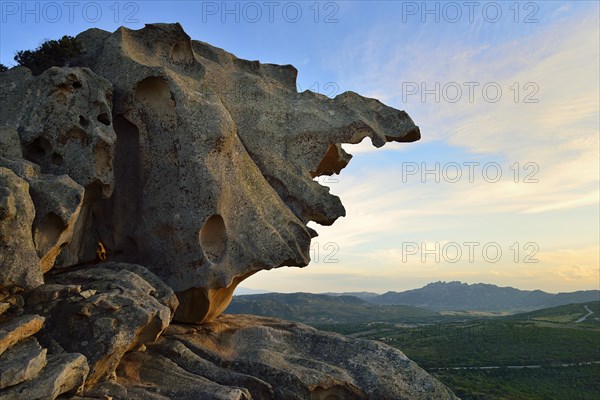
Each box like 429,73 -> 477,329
92,315 -> 458,400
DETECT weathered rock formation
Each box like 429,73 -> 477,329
24,263 -> 178,387
0,313 -> 88,399
1,23 -> 419,324
77,314 -> 457,400
0,167 -> 42,289
0,23 -> 460,400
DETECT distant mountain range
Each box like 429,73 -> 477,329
234,281 -> 600,313
226,292 -> 438,324
232,287 -> 272,296
370,281 -> 600,311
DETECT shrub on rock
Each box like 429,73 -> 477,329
14,36 -> 82,76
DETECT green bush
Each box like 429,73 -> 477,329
14,36 -> 82,76
0,64 -> 7,73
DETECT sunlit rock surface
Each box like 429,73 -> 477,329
92,315 -> 459,400
72,23 -> 420,323
0,23 -> 462,400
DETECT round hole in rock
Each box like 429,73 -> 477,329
134,77 -> 173,109
24,137 -> 52,163
97,113 -> 111,126
199,215 -> 227,263
79,115 -> 90,127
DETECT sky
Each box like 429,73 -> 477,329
0,1 -> 598,294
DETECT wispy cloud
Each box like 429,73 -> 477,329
247,4 -> 600,293
333,5 -> 599,217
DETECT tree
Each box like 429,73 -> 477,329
0,64 -> 7,72
14,36 -> 82,76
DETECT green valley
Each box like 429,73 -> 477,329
227,294 -> 600,399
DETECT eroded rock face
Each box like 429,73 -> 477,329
28,174 -> 84,273
0,168 -> 42,290
0,67 -> 116,201
59,23 -> 421,323
0,158 -> 85,274
91,315 -> 458,400
0,66 -> 113,281
0,23 -> 458,400
24,263 -> 178,387
0,24 -> 420,323
0,352 -> 88,400
0,67 -> 115,200
0,314 -> 89,399
0,337 -> 47,390
0,315 -> 44,357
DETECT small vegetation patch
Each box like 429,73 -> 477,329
14,36 -> 83,76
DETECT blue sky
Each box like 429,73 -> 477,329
1,1 -> 598,293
